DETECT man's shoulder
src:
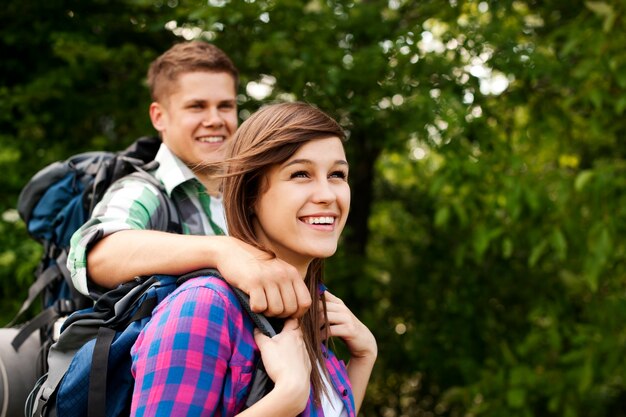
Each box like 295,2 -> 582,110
152,143 -> 200,194
104,172 -> 165,202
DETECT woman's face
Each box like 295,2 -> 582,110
252,136 -> 350,275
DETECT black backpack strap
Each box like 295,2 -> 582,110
6,262 -> 60,327
11,308 -> 55,351
244,362 -> 274,409
88,327 -> 116,417
11,297 -> 76,351
121,136 -> 161,163
9,248 -> 92,352
85,276 -> 162,417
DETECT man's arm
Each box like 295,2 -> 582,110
68,174 -> 310,317
88,231 -> 311,317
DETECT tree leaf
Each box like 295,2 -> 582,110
574,170 -> 594,192
506,388 -> 526,408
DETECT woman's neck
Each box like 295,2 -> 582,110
278,253 -> 309,279
251,220 -> 312,278
270,250 -> 310,280
295,263 -> 309,280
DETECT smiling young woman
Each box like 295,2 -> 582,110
130,102 -> 377,417
251,136 -> 350,277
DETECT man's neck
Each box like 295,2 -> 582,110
197,172 -> 222,197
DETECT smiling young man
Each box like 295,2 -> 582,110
67,41 -> 310,317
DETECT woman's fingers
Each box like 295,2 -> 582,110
282,317 -> 301,331
323,290 -> 343,303
254,328 -> 269,345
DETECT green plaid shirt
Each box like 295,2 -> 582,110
67,144 -> 227,298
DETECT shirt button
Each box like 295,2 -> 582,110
342,389 -> 348,396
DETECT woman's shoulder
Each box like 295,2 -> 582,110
177,273 -> 234,294
155,273 -> 243,316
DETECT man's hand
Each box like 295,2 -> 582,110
217,237 -> 311,317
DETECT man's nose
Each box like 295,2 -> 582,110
202,108 -> 224,127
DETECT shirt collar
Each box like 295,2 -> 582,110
153,143 -> 199,196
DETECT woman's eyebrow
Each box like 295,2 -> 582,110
283,159 -> 312,167
283,159 -> 349,168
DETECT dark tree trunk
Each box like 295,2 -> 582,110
345,137 -> 381,258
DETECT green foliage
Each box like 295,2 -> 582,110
2,1 -> 626,416
0,0 -> 178,319
362,1 -> 626,415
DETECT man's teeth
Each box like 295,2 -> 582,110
198,136 -> 224,143
304,217 -> 334,225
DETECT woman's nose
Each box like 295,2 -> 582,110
312,179 -> 336,204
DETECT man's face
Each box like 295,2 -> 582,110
150,71 -> 238,172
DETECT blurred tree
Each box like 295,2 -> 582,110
0,0 -> 178,317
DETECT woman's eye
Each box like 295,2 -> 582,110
290,171 -> 309,179
330,170 -> 348,180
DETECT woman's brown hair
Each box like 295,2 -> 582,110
220,101 -> 346,404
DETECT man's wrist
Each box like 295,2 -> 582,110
202,235 -> 233,269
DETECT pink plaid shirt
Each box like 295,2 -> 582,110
131,275 -> 355,416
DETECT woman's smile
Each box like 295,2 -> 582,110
252,136 -> 350,275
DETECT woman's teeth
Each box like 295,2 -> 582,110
303,216 -> 334,225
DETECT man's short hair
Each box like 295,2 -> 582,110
147,41 -> 239,102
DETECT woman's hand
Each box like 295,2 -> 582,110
321,291 -> 377,361
253,318 -> 311,411
320,291 -> 377,414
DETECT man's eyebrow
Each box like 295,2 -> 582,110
182,98 -> 236,106
184,98 -> 206,104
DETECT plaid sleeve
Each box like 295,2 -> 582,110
67,176 -> 166,297
130,280 -> 242,417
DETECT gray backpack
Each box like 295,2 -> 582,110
25,269 -> 278,417
0,136 -> 175,417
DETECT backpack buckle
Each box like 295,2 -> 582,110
54,299 -> 75,315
